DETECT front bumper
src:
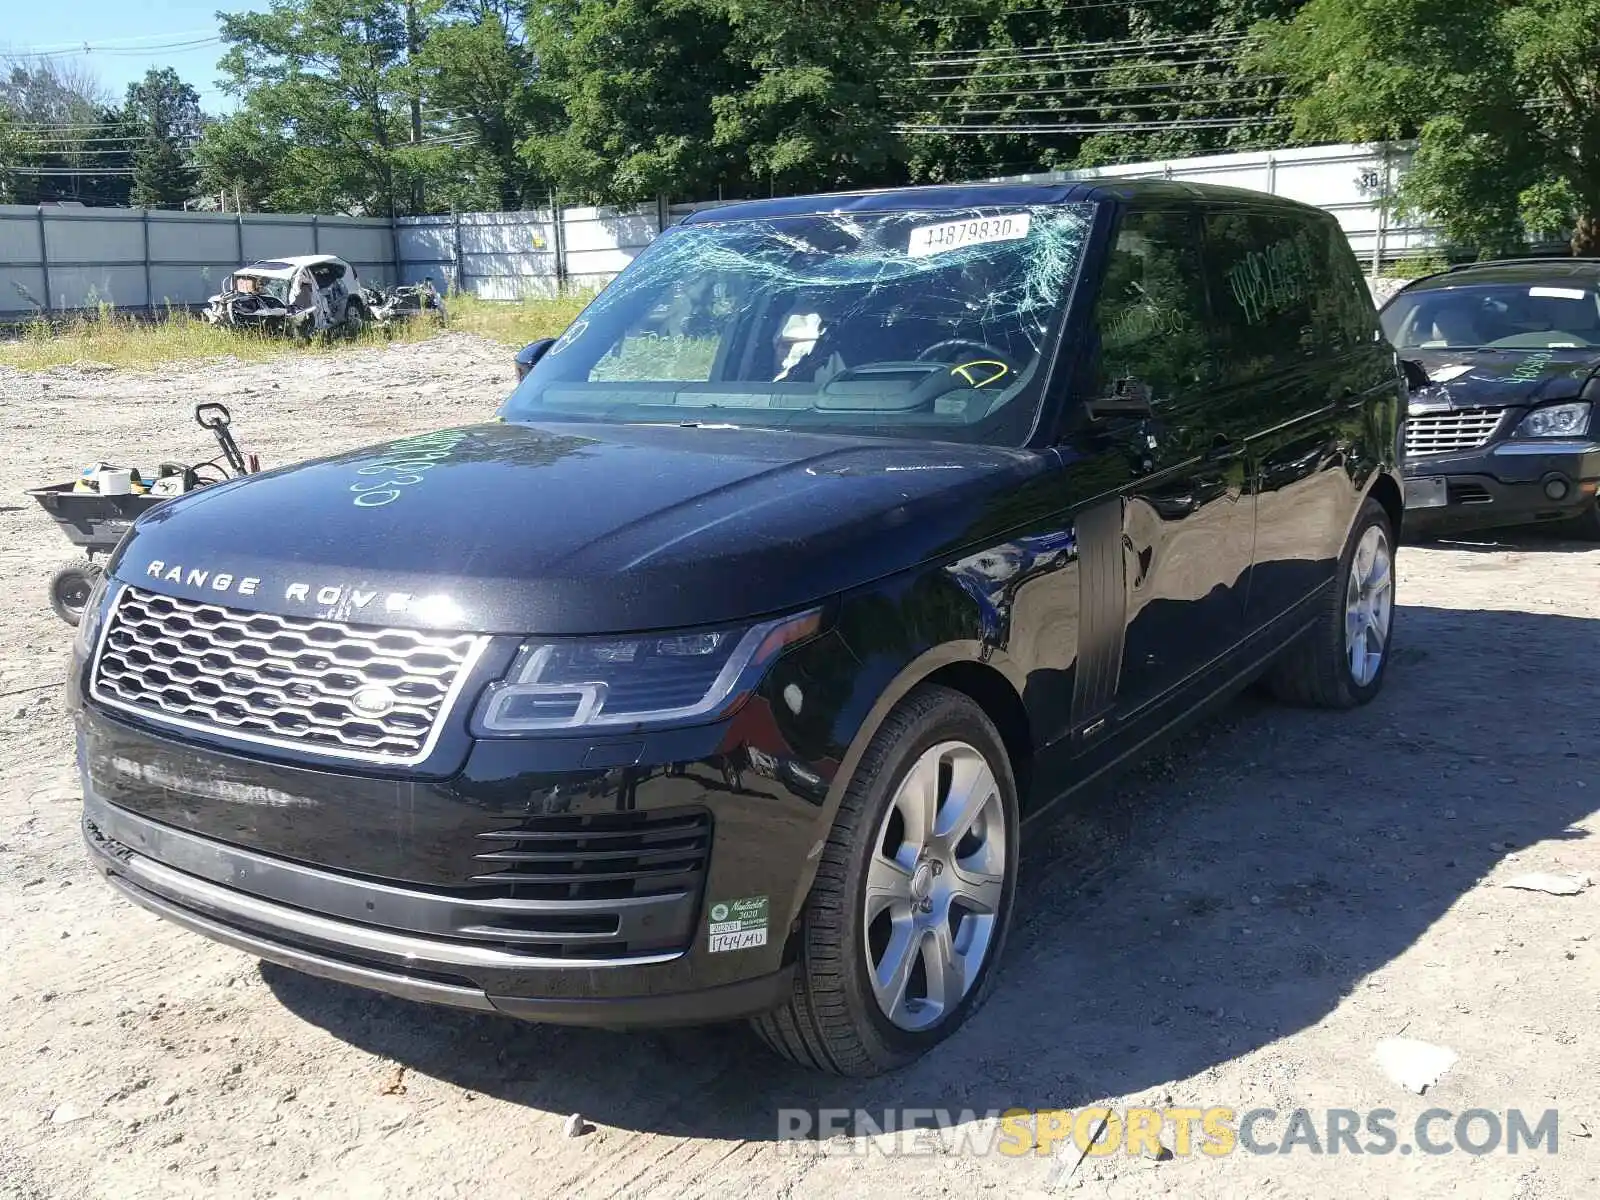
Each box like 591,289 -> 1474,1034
84,792 -> 795,1023
1404,439 -> 1600,532
74,667 -> 843,1024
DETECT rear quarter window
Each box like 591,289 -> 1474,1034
1204,208 -> 1375,383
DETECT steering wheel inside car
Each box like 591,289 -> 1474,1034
916,339 -> 1015,388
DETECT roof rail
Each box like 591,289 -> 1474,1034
1444,256 -> 1600,272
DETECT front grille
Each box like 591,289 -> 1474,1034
1405,408 -> 1504,456
91,586 -> 487,764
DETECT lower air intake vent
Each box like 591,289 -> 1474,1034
472,808 -> 712,900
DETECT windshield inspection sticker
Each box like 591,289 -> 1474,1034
908,213 -> 1032,258
707,895 -> 770,953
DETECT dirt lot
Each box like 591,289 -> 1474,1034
2,335 -> 1597,1200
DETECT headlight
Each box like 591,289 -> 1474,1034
474,608 -> 822,734
1513,401 -> 1591,438
72,574 -> 113,660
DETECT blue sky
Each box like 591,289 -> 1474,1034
3,1 -> 274,112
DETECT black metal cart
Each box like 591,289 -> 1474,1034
27,403 -> 259,626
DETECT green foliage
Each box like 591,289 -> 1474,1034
523,0 -> 746,204
709,0 -> 913,195
206,0 -> 423,215
0,59 -> 132,205
196,0 -> 1313,212
125,69 -> 203,208
414,4 -> 550,209
1253,0 -> 1600,255
0,106 -> 42,203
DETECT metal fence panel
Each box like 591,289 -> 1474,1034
1,142 -> 1441,317
0,207 -> 396,315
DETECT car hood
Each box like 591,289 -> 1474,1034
1404,347 -> 1600,413
107,421 -> 1052,634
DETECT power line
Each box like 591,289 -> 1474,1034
927,93 -> 1278,118
895,116 -> 1281,134
6,123 -> 132,132
2,36 -> 224,60
912,30 -> 1252,65
920,51 -> 1262,84
915,1 -> 1198,21
923,73 -> 1284,102
1,29 -> 213,54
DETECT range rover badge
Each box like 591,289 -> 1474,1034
351,685 -> 397,717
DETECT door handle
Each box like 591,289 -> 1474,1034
1203,435 -> 1244,462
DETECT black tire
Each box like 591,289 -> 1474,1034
1263,496 -> 1396,708
50,561 -> 100,627
751,685 -> 1020,1076
342,300 -> 368,339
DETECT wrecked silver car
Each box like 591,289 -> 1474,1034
204,255 -> 368,338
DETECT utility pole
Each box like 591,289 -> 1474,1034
407,0 -> 423,214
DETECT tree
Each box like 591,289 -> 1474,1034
0,58 -> 132,205
898,1 -> 1301,185
414,1 -> 553,210
210,0 -> 421,216
522,0 -> 750,205
124,68 -> 203,207
0,105 -> 42,203
709,0 -> 913,196
1252,0 -> 1600,256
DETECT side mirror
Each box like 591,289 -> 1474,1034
1400,358 -> 1431,393
515,338 -> 556,381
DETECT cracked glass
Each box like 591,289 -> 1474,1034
502,204 -> 1097,445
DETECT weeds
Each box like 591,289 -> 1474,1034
0,292 -> 595,372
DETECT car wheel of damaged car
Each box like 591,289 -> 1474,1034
342,300 -> 368,339
753,685 -> 1019,1076
1264,497 -> 1395,708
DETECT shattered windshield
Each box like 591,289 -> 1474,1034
1383,283 -> 1600,350
235,273 -> 289,303
501,204 -> 1096,445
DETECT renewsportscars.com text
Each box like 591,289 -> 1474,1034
776,1106 -> 1560,1158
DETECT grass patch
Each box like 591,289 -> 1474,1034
0,292 -> 594,372
445,292 -> 594,347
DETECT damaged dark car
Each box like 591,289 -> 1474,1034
71,180 -> 1403,1076
1381,258 -> 1600,537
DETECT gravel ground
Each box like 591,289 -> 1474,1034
2,334 -> 1598,1200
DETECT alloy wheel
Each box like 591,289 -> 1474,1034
1345,524 -> 1393,687
863,740 -> 1008,1032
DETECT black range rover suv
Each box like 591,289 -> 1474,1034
1381,258 -> 1600,537
71,180 -> 1405,1076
